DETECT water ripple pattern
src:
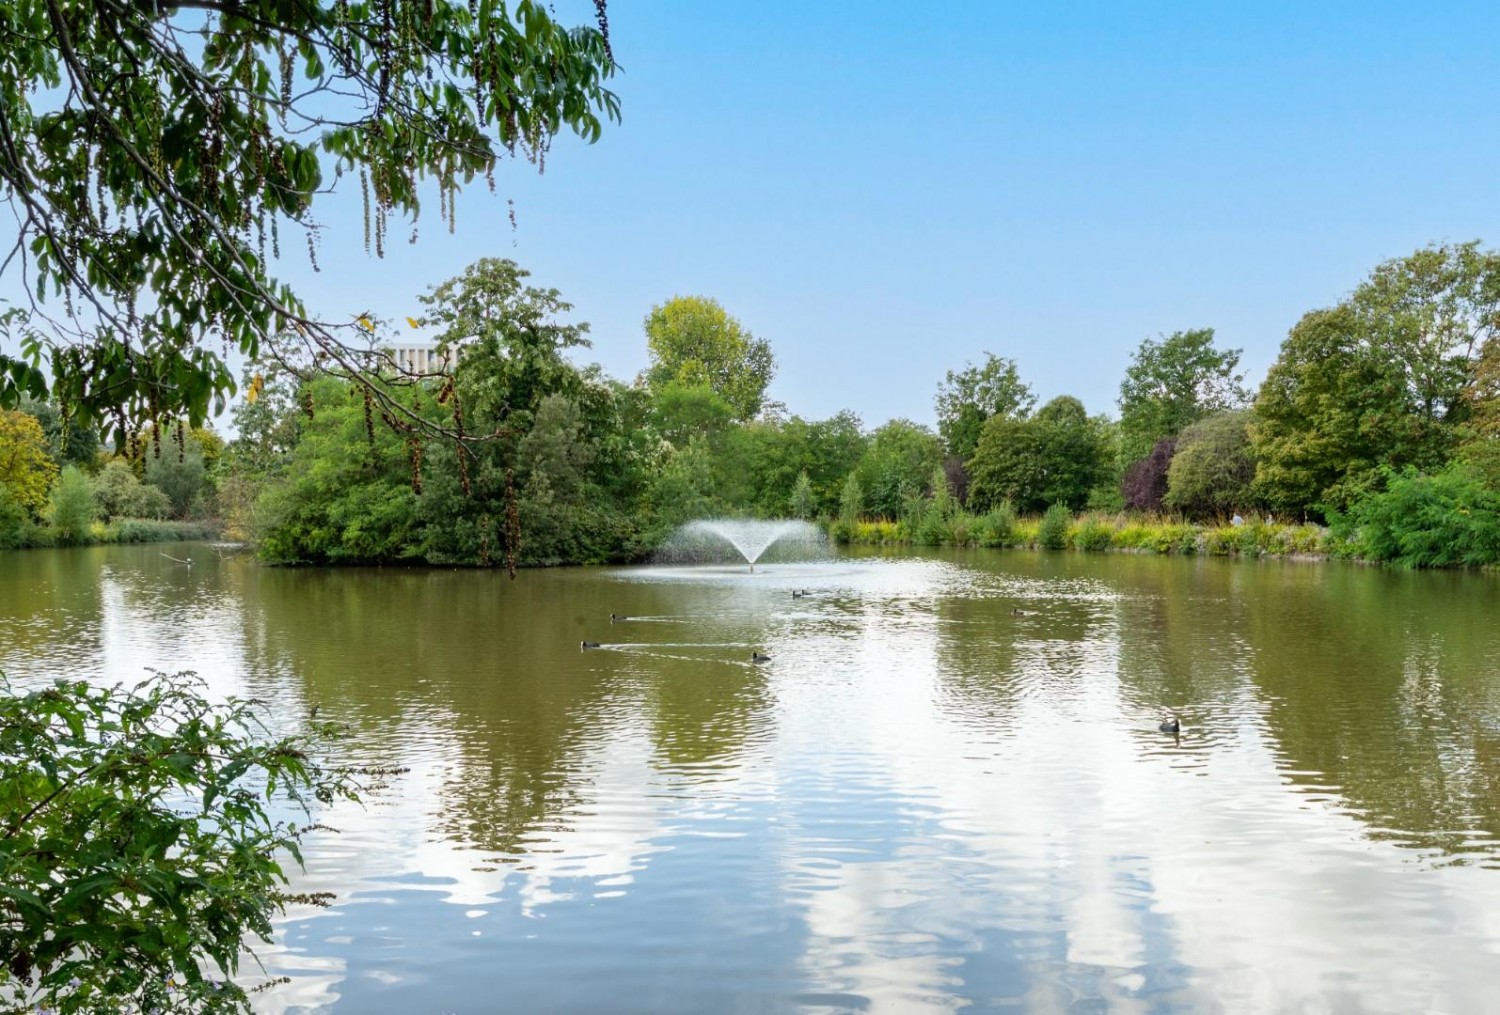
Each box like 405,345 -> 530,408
4,545 -> 1500,1011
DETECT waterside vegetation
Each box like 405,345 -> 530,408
6,244 -> 1500,570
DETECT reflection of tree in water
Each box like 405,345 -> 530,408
644,657 -> 770,768
1111,555 -> 1267,717
0,546 -> 106,677
235,567 -> 631,856
931,567 -> 1111,732
1242,566 -> 1500,861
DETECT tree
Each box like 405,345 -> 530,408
0,1 -> 618,442
19,396 -> 98,468
146,438 -> 210,518
649,381 -> 735,448
1252,243 -> 1500,516
0,671 -> 359,1013
515,394 -> 605,565
48,465 -> 97,543
643,297 -> 775,421
0,408 -> 59,518
1121,437 -> 1176,513
935,353 -> 1035,460
1163,411 -> 1256,519
1117,328 -> 1249,466
853,419 -> 943,519
968,395 -> 1106,514
789,471 -> 815,519
93,459 -> 172,520
839,472 -> 864,529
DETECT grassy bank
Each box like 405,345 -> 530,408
831,509 -> 1344,560
1,518 -> 219,550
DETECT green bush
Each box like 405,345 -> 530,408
973,502 -> 1016,547
105,519 -> 218,543
1038,503 -> 1071,549
48,466 -> 97,545
0,485 -> 25,549
1071,515 -> 1115,552
1346,466 -> 1500,567
0,670 -> 362,1013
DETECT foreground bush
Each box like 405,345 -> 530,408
0,671 -> 362,1013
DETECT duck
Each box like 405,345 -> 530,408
1158,716 -> 1180,734
792,590 -> 810,599
751,651 -> 772,663
580,641 -> 601,650
610,613 -> 628,623
1011,607 -> 1031,616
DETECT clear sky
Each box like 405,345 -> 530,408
55,2 -> 1500,430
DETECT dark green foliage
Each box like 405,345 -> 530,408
1252,244 -> 1500,516
146,439 -> 210,518
935,353 -> 1035,460
0,671 -> 361,1013
19,396 -> 98,468
1037,503 -> 1071,549
1345,466 -> 1500,567
1252,305 -> 1447,515
1118,328 -> 1248,465
254,378 -> 423,564
0,485 -> 24,549
854,419 -> 944,519
968,396 -> 1106,514
1164,411 -> 1256,519
47,466 -> 96,544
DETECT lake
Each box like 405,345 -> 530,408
4,543 -> 1500,1012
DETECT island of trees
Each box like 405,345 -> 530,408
5,242 -> 1499,571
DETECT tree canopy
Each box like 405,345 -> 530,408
1163,410 -> 1256,520
1251,244 -> 1498,515
0,0 -> 618,445
1117,328 -> 1248,466
968,395 -> 1106,514
643,296 -> 775,421
934,352 -> 1035,460
0,408 -> 58,517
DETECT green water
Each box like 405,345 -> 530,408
4,543 -> 1500,1011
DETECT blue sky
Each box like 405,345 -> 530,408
52,2 -> 1500,430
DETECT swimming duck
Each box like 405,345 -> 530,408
1011,607 -> 1031,616
792,590 -> 810,599
751,651 -> 772,663
610,613 -> 628,623
581,641 -> 601,650
1158,716 -> 1180,733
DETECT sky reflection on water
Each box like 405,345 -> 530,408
3,544 -> 1500,1012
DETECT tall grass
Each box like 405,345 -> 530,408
832,508 -> 1333,559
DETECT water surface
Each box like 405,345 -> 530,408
3,544 -> 1500,1012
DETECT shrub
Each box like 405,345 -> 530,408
1038,503 -> 1071,550
106,519 -> 219,543
0,485 -> 25,549
48,466 -> 97,545
1071,515 -> 1115,551
974,501 -> 1016,547
1346,465 -> 1500,567
1121,437 -> 1176,512
1164,411 -> 1256,520
0,670 -> 363,1013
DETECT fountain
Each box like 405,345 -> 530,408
659,518 -> 826,571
